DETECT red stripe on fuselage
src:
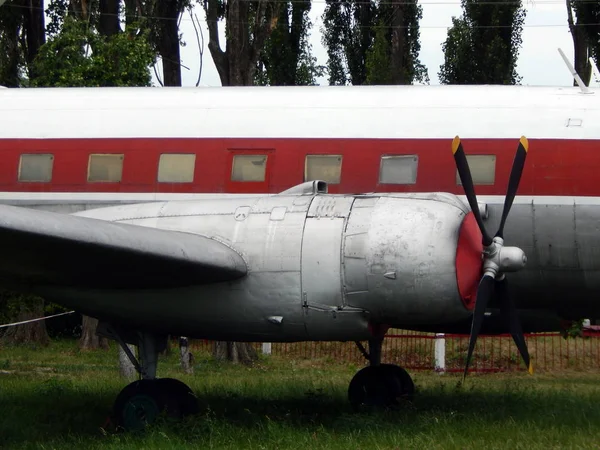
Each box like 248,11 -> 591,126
0,137 -> 598,195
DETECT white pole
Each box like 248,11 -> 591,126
262,342 -> 272,355
434,333 -> 446,373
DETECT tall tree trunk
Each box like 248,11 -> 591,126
79,315 -> 109,350
21,0 -> 45,81
390,2 -> 406,84
180,336 -> 193,374
118,343 -> 136,380
567,0 -> 592,86
1,297 -> 50,346
213,341 -> 258,364
155,0 -> 183,86
124,0 -> 139,27
98,0 -> 120,37
0,5 -> 22,87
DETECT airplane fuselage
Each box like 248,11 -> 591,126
2,84 -> 600,325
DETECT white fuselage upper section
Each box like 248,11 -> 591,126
1,85 -> 599,140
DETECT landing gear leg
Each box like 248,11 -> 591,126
348,337 -> 415,410
99,324 -> 199,431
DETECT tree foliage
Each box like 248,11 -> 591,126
322,0 -> 428,86
439,0 -> 526,84
31,16 -> 155,87
255,0 -> 325,86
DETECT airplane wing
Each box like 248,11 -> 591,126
0,204 -> 247,289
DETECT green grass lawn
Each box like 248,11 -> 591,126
1,339 -> 600,449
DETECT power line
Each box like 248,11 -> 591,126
0,2 -> 586,29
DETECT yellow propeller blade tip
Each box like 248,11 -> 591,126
528,362 -> 534,375
452,136 -> 461,154
520,136 -> 529,152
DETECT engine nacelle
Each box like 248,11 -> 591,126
342,194 -> 480,326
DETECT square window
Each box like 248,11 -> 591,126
88,154 -> 124,182
231,155 -> 267,182
456,155 -> 496,185
305,155 -> 342,184
18,154 -> 53,182
379,155 -> 418,184
158,154 -> 196,183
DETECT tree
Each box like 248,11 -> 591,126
255,0 -> 324,86
0,292 -> 50,347
439,0 -> 526,84
31,16 -> 155,87
322,0 -> 427,86
0,0 -> 46,86
203,0 -> 280,86
147,0 -> 188,86
79,315 -> 109,350
322,0 -> 376,85
567,0 -> 600,86
365,3 -> 428,85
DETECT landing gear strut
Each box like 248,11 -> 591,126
348,337 -> 415,410
99,324 -> 199,431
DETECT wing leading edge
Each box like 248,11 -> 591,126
0,204 -> 247,289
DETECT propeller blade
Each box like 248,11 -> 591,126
495,136 -> 529,239
452,136 -> 493,247
463,274 -> 496,379
497,277 -> 533,374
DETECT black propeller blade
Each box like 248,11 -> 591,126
452,137 -> 493,247
497,136 -> 529,240
497,277 -> 533,374
453,136 -> 532,378
463,274 -> 495,380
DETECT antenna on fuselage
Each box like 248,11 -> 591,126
589,57 -> 600,86
558,48 -> 592,94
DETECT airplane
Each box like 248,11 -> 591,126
0,133 -> 532,430
0,84 -> 599,430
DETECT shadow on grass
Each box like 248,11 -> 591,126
3,375 -> 600,448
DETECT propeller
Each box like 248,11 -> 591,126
452,136 -> 533,378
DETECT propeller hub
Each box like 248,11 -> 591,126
482,237 -> 527,276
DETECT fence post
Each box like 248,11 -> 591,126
434,333 -> 446,373
262,342 -> 272,355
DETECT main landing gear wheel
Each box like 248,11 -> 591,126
113,378 -> 199,431
348,364 -> 415,411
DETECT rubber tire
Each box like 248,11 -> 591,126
348,364 -> 415,411
155,378 -> 199,417
113,379 -> 164,431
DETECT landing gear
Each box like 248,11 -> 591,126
98,324 -> 199,431
348,338 -> 415,410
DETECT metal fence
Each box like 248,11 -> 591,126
189,329 -> 600,373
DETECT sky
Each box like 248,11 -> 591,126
153,0 -> 589,88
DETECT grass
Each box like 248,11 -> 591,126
2,339 -> 600,449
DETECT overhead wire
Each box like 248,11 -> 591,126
0,0 -> 595,30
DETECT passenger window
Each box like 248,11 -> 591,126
18,154 -> 53,182
305,155 -> 342,184
88,154 -> 124,182
379,155 -> 418,184
231,155 -> 267,182
456,155 -> 496,185
158,154 -> 196,183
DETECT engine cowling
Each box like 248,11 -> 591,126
342,194 -> 481,326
